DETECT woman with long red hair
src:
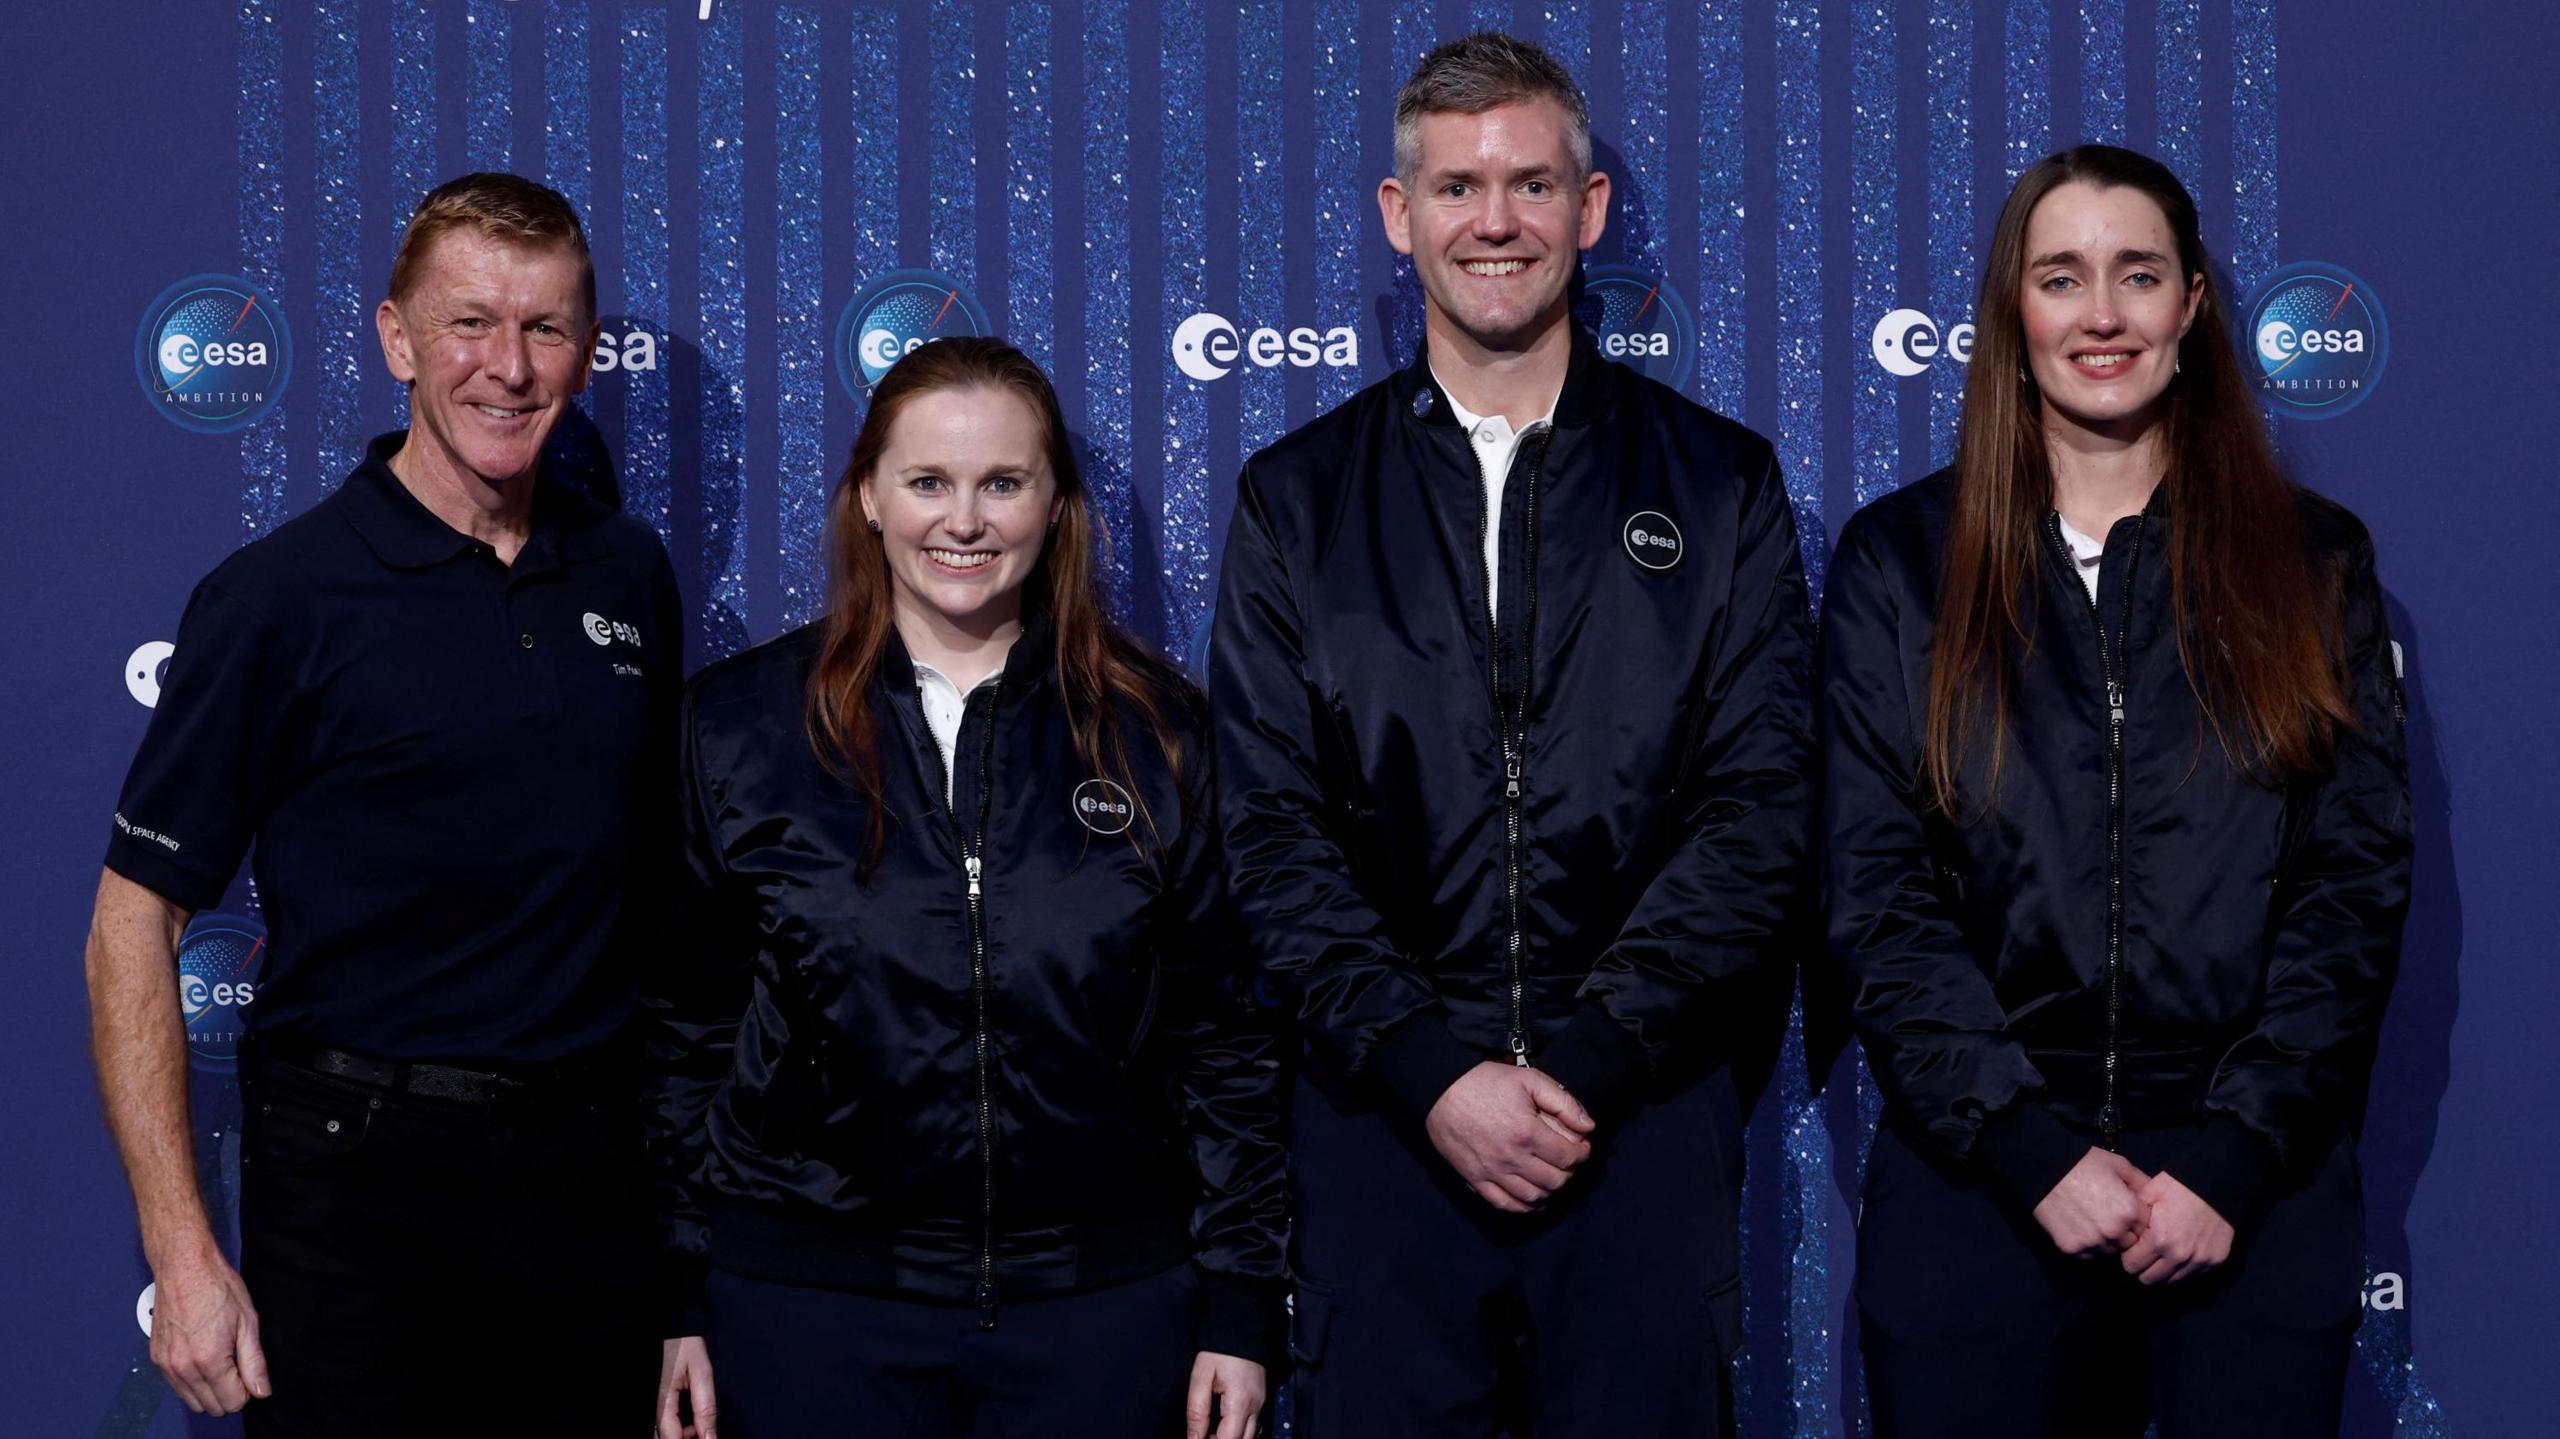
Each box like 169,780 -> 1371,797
1823,145 -> 2410,1436
642,338 -> 1283,1438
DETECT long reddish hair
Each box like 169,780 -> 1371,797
1923,145 -> 2354,811
806,337 -> 1190,870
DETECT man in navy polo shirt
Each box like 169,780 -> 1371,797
86,173 -> 681,1435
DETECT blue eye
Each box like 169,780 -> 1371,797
911,475 -> 947,493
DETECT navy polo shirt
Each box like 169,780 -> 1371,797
105,431 -> 684,1064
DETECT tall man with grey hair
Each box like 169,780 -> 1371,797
1212,31 -> 1812,1437
88,172 -> 678,1435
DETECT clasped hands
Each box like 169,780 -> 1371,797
2033,1147 -> 2234,1285
1424,1061 -> 1599,1213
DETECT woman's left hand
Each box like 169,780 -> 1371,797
2120,1171 -> 2235,1285
1184,1351 -> 1269,1439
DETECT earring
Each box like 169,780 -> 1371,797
2175,357 -> 2183,376
865,517 -> 881,533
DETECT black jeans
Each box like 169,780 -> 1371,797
702,1262 -> 1200,1438
1856,1116 -> 2365,1439
236,1053 -> 656,1438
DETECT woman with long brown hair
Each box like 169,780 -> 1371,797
642,338 -> 1283,1438
1823,145 -> 2410,1436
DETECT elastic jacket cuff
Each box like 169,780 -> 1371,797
2171,1112 -> 2281,1237
1193,1267 -> 1289,1375
1537,1004 -> 1647,1125
1367,1012 -> 1485,1128
1972,1099 -> 2090,1211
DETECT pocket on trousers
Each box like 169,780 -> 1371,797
243,1077 -> 377,1169
1289,1279 -> 1336,1369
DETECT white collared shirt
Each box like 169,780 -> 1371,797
913,661 -> 1002,807
1431,365 -> 1559,620
2056,513 -> 2106,603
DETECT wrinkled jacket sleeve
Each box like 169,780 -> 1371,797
2178,524 -> 2411,1231
1158,723 -> 1291,1371
1820,508 -> 2088,1209
1541,446 -> 1817,1121
1210,464 -> 1484,1125
640,681 -> 753,1338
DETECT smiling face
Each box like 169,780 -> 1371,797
374,228 -> 595,491
1379,98 -> 1610,356
858,384 -> 1063,646
2017,180 -> 2204,445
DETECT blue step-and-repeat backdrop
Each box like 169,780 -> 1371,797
3,1 -> 2552,1433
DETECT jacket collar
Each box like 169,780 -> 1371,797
337,430 -> 591,573
877,597 -> 1059,696
1393,319 -> 1612,432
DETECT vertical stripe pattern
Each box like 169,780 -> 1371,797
1926,0 -> 1970,468
1695,2 -> 1745,417
314,2 -> 362,487
1007,2 -> 1057,371
699,3 -> 749,657
620,13 -> 671,541
774,6 -> 826,626
2080,0 -> 2125,143
238,0 -> 287,540
466,0 -> 511,170
1158,1 -> 1211,652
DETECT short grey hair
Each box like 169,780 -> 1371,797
1392,32 -> 1593,185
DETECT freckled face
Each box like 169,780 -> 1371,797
2017,181 -> 2204,443
858,385 -> 1063,637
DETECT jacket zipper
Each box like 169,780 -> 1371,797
2045,512 -> 2144,1144
926,679 -> 1007,1329
1480,427 -> 1551,1065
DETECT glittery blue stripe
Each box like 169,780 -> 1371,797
1313,0 -> 1362,411
544,2 -> 593,231
1382,0 -> 1432,365
1542,0 -> 1591,85
931,0 -> 975,281
467,0 -> 511,171
1614,2 -> 1667,273
620,13 -> 672,544
238,0 -> 286,540
1237,2 -> 1287,460
1927,0 -> 1971,469
1159,0 -> 1211,654
2079,0 -> 2125,144
2006,0 -> 2050,180
314,2 -> 363,488
1851,0 -> 1895,510
699,1 -> 748,657
1774,6 -> 1831,1420
1007,1 -> 1056,372
2353,1282 -> 2454,1437
1081,0 -> 1134,611
775,6 -> 826,628
2154,0 -> 2204,197
1694,2 -> 1744,417
389,1 -> 435,434
849,7 -> 900,281
2230,0 -> 2278,292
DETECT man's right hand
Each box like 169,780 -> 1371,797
2031,1146 -> 2152,1257
657,1335 -> 719,1439
149,1246 -> 269,1416
1424,1061 -> 1598,1213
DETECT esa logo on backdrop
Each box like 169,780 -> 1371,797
1871,307 -> 1974,377
2245,262 -> 2388,419
1170,313 -> 1359,383
136,275 -> 292,434
837,269 -> 990,398
177,913 -> 266,1074
1576,267 -> 1694,391
126,640 -> 175,708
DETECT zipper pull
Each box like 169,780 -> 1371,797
2106,681 -> 2126,723
976,1282 -> 999,1330
1503,758 -> 1522,800
1509,1034 -> 1530,1067
964,854 -> 982,899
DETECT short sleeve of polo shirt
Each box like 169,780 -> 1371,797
105,579 -> 293,913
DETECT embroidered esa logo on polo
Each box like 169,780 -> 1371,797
1622,511 -> 1683,571
1072,779 -> 1136,835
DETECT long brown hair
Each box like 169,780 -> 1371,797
806,337 -> 1190,871
1922,144 -> 2353,812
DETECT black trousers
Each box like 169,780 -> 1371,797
235,1053 -> 657,1438
1288,1066 -> 1743,1439
1856,1116 -> 2365,1439
701,1262 -> 1199,1438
